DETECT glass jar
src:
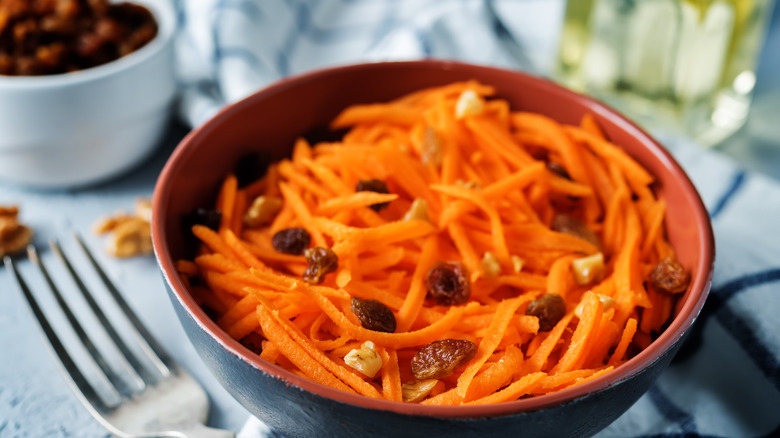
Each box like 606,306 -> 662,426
556,0 -> 776,146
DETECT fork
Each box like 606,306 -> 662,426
4,235 -> 235,438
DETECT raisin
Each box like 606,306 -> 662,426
272,227 -> 311,255
355,179 -> 391,212
184,208 -> 222,231
303,247 -> 339,284
526,293 -> 567,332
411,339 -> 477,380
551,214 -> 601,249
547,161 -> 571,180
351,297 -> 396,333
650,257 -> 690,294
0,0 -> 156,76
301,125 -> 349,144
239,332 -> 264,355
234,151 -> 273,188
425,261 -> 470,306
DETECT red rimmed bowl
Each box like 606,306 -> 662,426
151,60 -> 714,438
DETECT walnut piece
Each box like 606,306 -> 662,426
93,198 -> 153,258
455,89 -> 485,119
344,341 -> 382,378
480,251 -> 501,278
403,198 -> 431,223
0,206 -> 34,257
402,379 -> 439,403
243,196 -> 283,228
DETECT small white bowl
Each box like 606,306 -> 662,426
0,0 -> 177,188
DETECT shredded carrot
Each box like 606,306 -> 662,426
378,346 -> 403,402
609,318 -> 638,366
257,304 -> 356,393
181,81 -> 689,405
456,296 -> 529,398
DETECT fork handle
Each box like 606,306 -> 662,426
176,424 -> 236,438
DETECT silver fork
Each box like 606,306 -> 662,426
4,235 -> 234,438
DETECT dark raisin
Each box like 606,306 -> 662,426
410,339 -> 477,380
526,293 -> 567,332
351,297 -> 396,333
184,208 -> 222,231
303,247 -> 339,284
301,125 -> 349,144
234,151 -> 273,188
425,261 -> 470,306
650,258 -> 690,294
272,227 -> 311,255
355,179 -> 391,212
551,214 -> 601,249
0,1 -> 156,76
239,332 -> 265,355
547,161 -> 571,180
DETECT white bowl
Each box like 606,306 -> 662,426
0,0 -> 177,188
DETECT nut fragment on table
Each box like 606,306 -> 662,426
93,198 -> 153,258
0,206 -> 34,257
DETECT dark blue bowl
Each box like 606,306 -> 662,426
152,60 -> 714,438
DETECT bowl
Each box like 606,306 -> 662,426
0,0 -> 177,188
151,61 -> 715,438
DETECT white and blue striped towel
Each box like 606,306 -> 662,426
174,1 -> 780,437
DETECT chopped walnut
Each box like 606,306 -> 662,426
403,198 -> 431,223
510,255 -> 525,273
455,89 -> 485,119
402,379 -> 439,403
571,252 -> 605,286
243,196 -> 283,228
0,206 -> 33,257
105,217 -> 152,258
480,251 -> 501,278
134,198 -> 153,223
344,341 -> 382,378
93,198 -> 153,258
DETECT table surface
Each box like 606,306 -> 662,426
2,11 -> 780,438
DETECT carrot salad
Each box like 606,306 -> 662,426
176,81 -> 691,405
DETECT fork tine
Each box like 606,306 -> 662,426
4,253 -> 114,417
49,239 -> 164,386
26,245 -> 140,399
72,233 -> 177,377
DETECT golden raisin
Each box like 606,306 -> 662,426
351,297 -> 396,333
526,293 -> 567,331
303,247 -> 338,284
425,261 -> 470,306
411,339 -> 477,380
272,227 -> 311,255
650,257 -> 690,294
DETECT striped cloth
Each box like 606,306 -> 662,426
174,1 -> 780,437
